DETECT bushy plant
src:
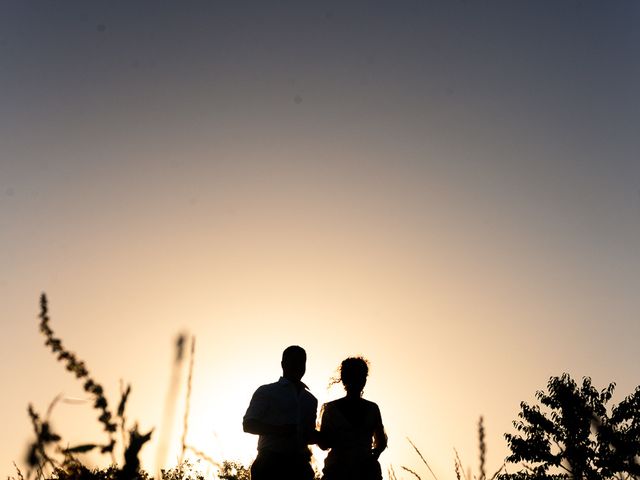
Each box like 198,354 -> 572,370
500,373 -> 640,480
217,461 -> 250,480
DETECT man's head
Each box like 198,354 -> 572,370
281,345 -> 307,383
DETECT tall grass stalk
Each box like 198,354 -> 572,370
454,449 -> 468,480
407,438 -> 439,480
38,294 -> 118,457
179,337 -> 196,465
454,452 -> 461,480
478,416 -> 486,480
401,465 -> 423,480
156,333 -> 188,476
13,462 -> 27,480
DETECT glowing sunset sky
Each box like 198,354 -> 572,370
2,1 -> 639,478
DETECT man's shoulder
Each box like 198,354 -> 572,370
253,379 -> 317,404
254,381 -> 281,394
301,387 -> 317,404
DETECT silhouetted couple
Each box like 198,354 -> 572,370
243,345 -> 387,480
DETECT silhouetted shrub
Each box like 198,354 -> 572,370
500,373 -> 640,479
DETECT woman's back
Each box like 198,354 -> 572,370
321,398 -> 386,480
322,398 -> 380,450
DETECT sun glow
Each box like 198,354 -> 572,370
149,371 -> 336,474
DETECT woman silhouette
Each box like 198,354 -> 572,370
319,357 -> 387,480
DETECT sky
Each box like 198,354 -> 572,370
1,1 -> 639,478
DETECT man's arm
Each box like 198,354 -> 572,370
302,396 -> 321,446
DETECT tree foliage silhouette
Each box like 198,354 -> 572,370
500,373 -> 640,480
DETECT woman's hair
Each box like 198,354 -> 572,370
340,357 -> 369,384
329,356 -> 370,390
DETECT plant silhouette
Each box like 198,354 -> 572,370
26,294 -> 153,480
500,373 -> 640,479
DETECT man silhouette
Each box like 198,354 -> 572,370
243,345 -> 318,480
